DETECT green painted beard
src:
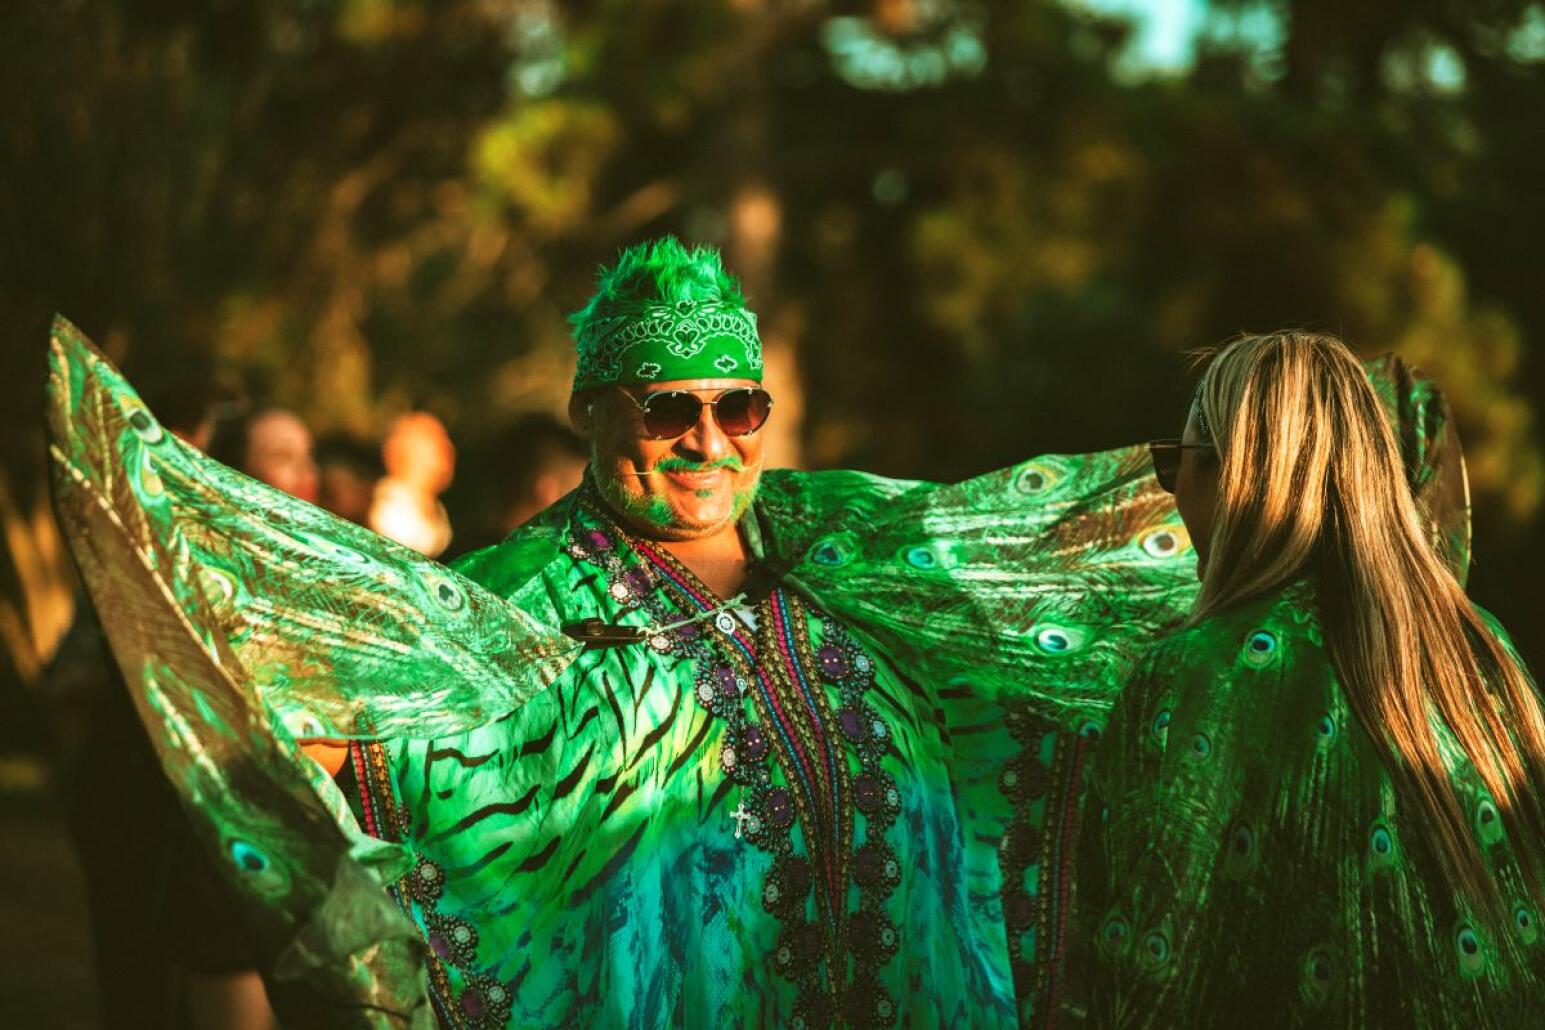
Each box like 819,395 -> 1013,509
594,455 -> 759,538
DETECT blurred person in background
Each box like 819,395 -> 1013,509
492,413 -> 586,533
209,407 -> 319,506
449,413 -> 587,554
369,410 -> 456,557
315,432 -> 385,527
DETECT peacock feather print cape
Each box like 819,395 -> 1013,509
1079,584 -> 1544,1028
44,313 -> 1466,1027
44,316 -> 579,1027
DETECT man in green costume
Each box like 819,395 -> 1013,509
43,240 -> 1462,1027
337,237 -> 1212,1027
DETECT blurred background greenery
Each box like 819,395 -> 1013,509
4,0 -> 1545,759
3,1 -> 1545,1020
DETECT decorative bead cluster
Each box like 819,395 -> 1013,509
403,855 -> 515,1028
997,703 -> 1061,1011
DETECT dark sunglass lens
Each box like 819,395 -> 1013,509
1149,445 -> 1178,494
715,389 -> 772,436
641,392 -> 703,439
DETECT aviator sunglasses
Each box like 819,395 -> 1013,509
619,386 -> 775,440
1148,438 -> 1213,494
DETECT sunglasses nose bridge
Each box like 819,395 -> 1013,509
678,399 -> 734,456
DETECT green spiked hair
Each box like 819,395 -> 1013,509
569,237 -> 763,392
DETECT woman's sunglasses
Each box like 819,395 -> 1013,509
620,387 -> 775,440
1148,438 -> 1213,494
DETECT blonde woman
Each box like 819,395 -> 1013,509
1082,332 -> 1545,1026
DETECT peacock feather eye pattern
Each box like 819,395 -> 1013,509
283,708 -> 328,740
1454,922 -> 1488,980
901,543 -> 942,570
1514,904 -> 1539,946
1139,525 -> 1187,559
1221,822 -> 1256,879
1241,629 -> 1279,668
807,533 -> 856,568
138,448 -> 165,496
1299,947 -> 1339,1006
1138,929 -> 1171,971
224,836 -> 291,898
1367,820 -> 1399,872
428,574 -> 468,613
1033,622 -> 1089,656
1098,912 -> 1131,958
1013,458 -> 1069,496
126,405 -> 164,444
1474,796 -> 1504,847
1187,732 -> 1212,762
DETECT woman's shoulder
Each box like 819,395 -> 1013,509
1144,580 -> 1327,679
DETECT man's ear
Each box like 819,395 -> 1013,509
568,392 -> 595,440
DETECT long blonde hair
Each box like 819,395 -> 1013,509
1193,330 -> 1545,909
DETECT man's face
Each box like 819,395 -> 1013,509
573,378 -> 767,541
246,410 -> 319,505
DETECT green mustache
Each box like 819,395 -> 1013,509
652,456 -> 745,474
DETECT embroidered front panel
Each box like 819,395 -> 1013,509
350,739 -> 504,1029
570,497 -> 902,1028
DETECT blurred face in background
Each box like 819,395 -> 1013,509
572,378 -> 766,541
245,409 -> 319,505
174,417 -> 215,453
384,412 -> 456,496
318,462 -> 377,526
501,451 -> 586,533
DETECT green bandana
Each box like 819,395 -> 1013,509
573,298 -> 763,391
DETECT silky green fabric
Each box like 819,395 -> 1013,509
1079,584 -> 1545,1027
44,317 -> 578,1028
353,450 -> 1205,1026
45,309 -> 1472,1027
358,491 -> 1017,1025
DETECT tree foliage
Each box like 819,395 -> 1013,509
4,0 -> 1545,681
